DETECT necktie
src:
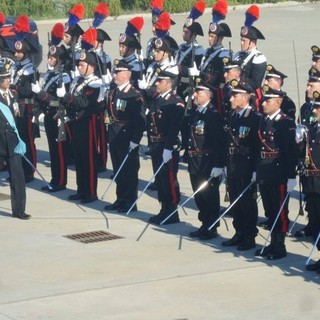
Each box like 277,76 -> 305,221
3,92 -> 8,104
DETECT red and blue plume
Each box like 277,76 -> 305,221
125,17 -> 144,36
188,0 -> 206,20
93,2 -> 109,28
51,23 -> 64,46
0,12 -> 5,27
212,0 -> 228,24
155,11 -> 171,38
68,3 -> 85,27
245,5 -> 259,27
81,27 -> 97,50
14,15 -> 30,41
150,0 -> 164,16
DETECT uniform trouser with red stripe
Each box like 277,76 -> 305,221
190,173 -> 220,229
150,144 -> 180,206
16,105 -> 37,179
109,140 -> 140,206
71,117 -> 98,197
44,114 -> 68,187
259,182 -> 290,233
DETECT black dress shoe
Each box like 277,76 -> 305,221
68,193 -> 84,201
104,202 -> 121,211
149,213 -> 180,225
294,228 -> 312,238
189,226 -> 206,238
305,260 -> 320,272
258,219 -> 270,230
199,229 -> 218,240
13,213 -> 31,220
267,247 -> 287,260
48,185 -> 66,193
41,185 -> 51,191
255,244 -> 273,257
80,196 -> 98,204
222,233 -> 242,247
237,238 -> 256,251
117,204 -> 137,213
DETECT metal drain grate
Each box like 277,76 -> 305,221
64,230 -> 124,244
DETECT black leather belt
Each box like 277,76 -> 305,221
260,151 -> 281,159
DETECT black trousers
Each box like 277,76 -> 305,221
150,144 -> 180,206
305,193 -> 320,250
228,177 -> 258,238
7,155 -> 26,216
16,105 -> 37,179
190,173 -> 220,229
44,114 -> 68,187
71,117 -> 98,198
259,182 -> 290,233
109,139 -> 140,206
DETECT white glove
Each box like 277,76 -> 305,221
251,172 -> 257,182
97,85 -> 108,102
287,178 -> 297,192
57,116 -> 70,127
210,167 -> 224,178
129,141 -> 139,151
71,68 -> 80,79
31,81 -> 41,94
138,75 -> 148,90
188,62 -> 200,77
56,84 -> 66,98
38,113 -> 45,122
162,149 -> 172,163
102,69 -> 112,85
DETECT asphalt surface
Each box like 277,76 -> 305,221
1,2 -> 320,320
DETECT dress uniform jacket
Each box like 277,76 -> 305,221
147,90 -> 185,205
35,70 -> 71,188
123,53 -> 144,89
11,58 -> 38,180
225,106 -> 261,239
187,103 -> 226,229
107,83 -> 146,207
257,111 -> 298,232
300,122 -> 320,249
199,45 -> 230,113
62,73 -> 103,200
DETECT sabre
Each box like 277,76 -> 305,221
160,174 -> 225,226
305,230 -> 320,266
258,192 -> 290,255
22,154 -> 52,190
126,161 -> 165,216
207,181 -> 255,231
101,149 -> 132,200
287,200 -> 306,236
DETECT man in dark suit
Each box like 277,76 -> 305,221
187,79 -> 226,240
0,59 -> 30,220
255,85 -> 298,260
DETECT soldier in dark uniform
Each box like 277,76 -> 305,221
119,17 -> 145,89
11,37 -> 39,183
176,1 -> 205,162
221,79 -> 261,250
300,91 -> 320,273
104,59 -> 146,213
0,59 -> 30,220
264,64 -> 296,120
31,45 -> 71,192
221,58 -> 242,114
199,0 -> 232,114
58,50 -> 103,204
255,86 -> 298,260
233,5 -> 267,110
187,79 -> 226,240
147,66 -> 185,225
311,45 -> 320,73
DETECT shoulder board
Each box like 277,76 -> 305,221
88,78 -> 102,88
23,65 -> 34,76
62,73 -> 71,84
219,49 -> 230,58
195,46 -> 204,55
252,53 -> 267,64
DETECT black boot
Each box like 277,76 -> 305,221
149,202 -> 168,224
222,233 -> 243,247
267,232 -> 287,260
255,231 -> 277,257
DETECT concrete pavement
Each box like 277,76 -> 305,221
1,2 -> 320,319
